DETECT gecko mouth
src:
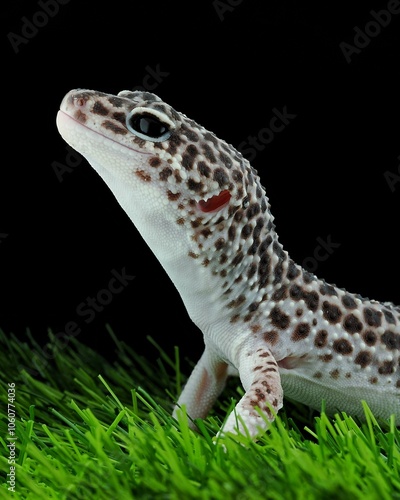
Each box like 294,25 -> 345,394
56,110 -> 151,157
197,190 -> 231,213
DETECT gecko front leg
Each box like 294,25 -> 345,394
173,346 -> 230,429
220,347 -> 283,437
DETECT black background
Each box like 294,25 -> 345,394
2,1 -> 400,368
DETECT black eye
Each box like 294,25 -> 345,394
126,111 -> 172,142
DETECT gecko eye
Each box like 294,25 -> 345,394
126,109 -> 172,142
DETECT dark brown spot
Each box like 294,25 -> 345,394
320,282 -> 338,296
313,372 -> 322,379
176,217 -> 185,225
113,111 -> 126,125
296,308 -> 303,317
227,294 -> 246,309
248,302 -> 259,312
291,323 -> 310,341
246,203 -> 261,220
247,263 -> 257,280
343,314 -> 363,334
378,360 -> 396,375
167,190 -> 180,201
320,354 -> 333,362
383,309 -> 396,325
219,253 -> 228,265
201,228 -> 212,238
191,218 -> 202,228
355,351 -> 372,368
219,152 -> 232,169
381,331 -> 400,350
182,145 -> 198,170
272,286 -> 288,302
303,291 -> 319,312
197,161 -> 211,177
102,120 -> 127,135
108,96 -> 125,107
174,171 -> 183,183
213,168 -> 229,187
332,338 -> 353,355
289,284 -> 302,300
273,259 -> 284,286
230,314 -> 240,323
330,369 -> 340,379
231,251 -> 244,266
73,109 -> 87,123
92,101 -> 109,116
287,260 -> 300,280
188,251 -> 198,259
369,377 -> 378,384
322,301 -> 342,324
314,330 -> 328,348
263,330 -> 279,345
362,330 -> 377,346
364,307 -> 382,327
241,223 -> 252,239
187,178 -> 203,192
159,167 -> 172,181
135,170 -> 151,182
342,294 -> 357,309
234,209 -> 244,223
149,157 -> 162,168
303,270 -> 315,283
182,126 -> 199,142
202,143 -> 217,163
270,307 -> 290,330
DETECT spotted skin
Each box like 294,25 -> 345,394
57,89 -> 400,437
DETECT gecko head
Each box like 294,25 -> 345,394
57,89 -> 271,256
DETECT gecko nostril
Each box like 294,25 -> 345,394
74,97 -> 87,108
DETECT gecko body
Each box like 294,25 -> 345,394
57,89 -> 399,437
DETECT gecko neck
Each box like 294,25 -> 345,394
181,198 -> 307,328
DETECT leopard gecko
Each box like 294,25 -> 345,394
56,89 -> 399,437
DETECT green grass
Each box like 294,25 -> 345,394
0,326 -> 399,499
